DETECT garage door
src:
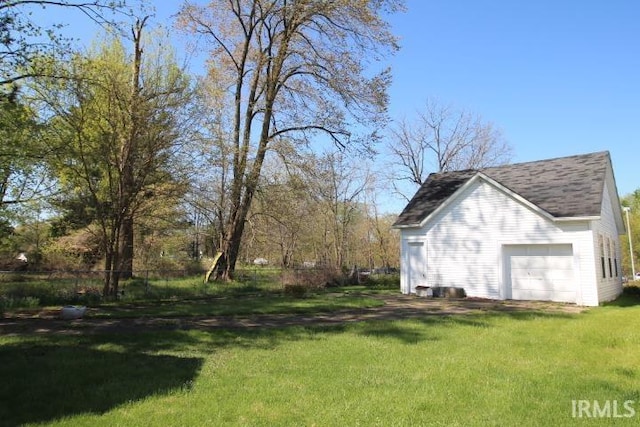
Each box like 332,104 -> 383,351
503,244 -> 576,303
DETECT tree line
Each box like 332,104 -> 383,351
1,0 -> 515,296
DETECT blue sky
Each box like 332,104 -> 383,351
386,1 -> 639,199
30,0 -> 639,212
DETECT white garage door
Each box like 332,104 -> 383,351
504,244 -> 576,303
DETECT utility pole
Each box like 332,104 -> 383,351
623,206 -> 636,279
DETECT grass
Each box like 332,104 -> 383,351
90,293 -> 385,318
2,292 -> 640,426
0,269 -> 399,311
0,270 -> 398,320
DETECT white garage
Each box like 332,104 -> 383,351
394,151 -> 625,306
503,244 -> 576,303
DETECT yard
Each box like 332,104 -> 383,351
1,279 -> 639,426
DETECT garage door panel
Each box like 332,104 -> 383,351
511,256 -> 572,270
516,289 -> 553,300
504,244 -> 576,303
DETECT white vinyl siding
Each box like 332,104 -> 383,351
399,177 -> 600,305
592,180 -> 624,302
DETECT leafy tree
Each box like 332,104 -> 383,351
34,21 -> 193,296
0,91 -> 48,211
11,201 -> 51,268
178,0 -> 402,280
1,0 -> 130,85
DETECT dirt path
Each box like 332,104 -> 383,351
0,295 -> 586,336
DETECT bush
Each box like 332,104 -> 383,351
366,273 -> 400,290
283,284 -> 308,298
0,296 -> 40,309
75,286 -> 102,305
281,268 -> 344,290
623,283 -> 640,297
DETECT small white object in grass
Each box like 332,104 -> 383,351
60,306 -> 87,320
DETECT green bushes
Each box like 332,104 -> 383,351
283,283 -> 308,298
0,268 -> 401,314
0,274 -> 103,307
0,295 -> 40,311
623,283 -> 640,297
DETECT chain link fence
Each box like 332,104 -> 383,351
0,267 -> 399,311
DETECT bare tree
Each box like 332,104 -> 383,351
364,182 -> 399,269
306,151 -> 371,269
388,98 -> 513,198
177,0 -> 401,280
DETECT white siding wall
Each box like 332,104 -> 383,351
400,177 -> 598,305
591,180 -> 624,303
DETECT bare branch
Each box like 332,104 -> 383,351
387,97 -> 514,197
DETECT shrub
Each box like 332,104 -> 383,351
283,284 -> 307,298
623,283 -> 640,297
282,268 -> 344,290
75,286 -> 102,305
0,296 -> 40,309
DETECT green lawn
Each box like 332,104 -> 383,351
1,297 -> 639,426
90,292 -> 385,318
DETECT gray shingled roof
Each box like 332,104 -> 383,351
393,151 -> 611,227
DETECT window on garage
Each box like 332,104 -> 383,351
607,237 -> 613,278
610,238 -> 618,277
599,235 -> 606,279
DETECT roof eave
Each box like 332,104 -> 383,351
553,215 -> 601,222
395,172 -> 601,231
412,173 -> 482,228
391,223 -> 421,229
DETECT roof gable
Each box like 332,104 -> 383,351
394,151 -> 613,228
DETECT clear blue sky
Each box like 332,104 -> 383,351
32,0 -> 640,212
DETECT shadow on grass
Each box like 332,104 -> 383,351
0,305 -> 593,425
0,342 -> 203,427
355,322 -> 440,344
320,308 -> 580,345
604,288 -> 640,307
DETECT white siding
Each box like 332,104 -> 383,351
400,177 -> 598,305
591,179 -> 624,303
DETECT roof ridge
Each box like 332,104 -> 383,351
394,151 -> 612,227
426,151 -> 610,177
482,150 -> 609,172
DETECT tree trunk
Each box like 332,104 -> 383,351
119,216 -> 134,279
102,246 -> 121,297
102,252 -> 113,297
216,214 -> 246,280
115,18 -> 146,282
